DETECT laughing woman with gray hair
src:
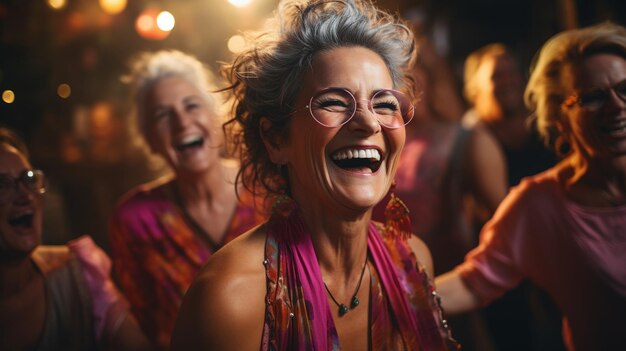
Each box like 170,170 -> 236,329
172,0 -> 458,350
108,50 -> 264,350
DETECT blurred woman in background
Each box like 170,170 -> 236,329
0,127 -> 152,351
108,50 -> 264,350
436,22 -> 626,350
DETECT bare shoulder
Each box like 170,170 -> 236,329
407,235 -> 435,278
171,224 -> 268,351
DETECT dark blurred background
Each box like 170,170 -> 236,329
1,0 -> 625,249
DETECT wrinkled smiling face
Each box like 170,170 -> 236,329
272,46 -> 406,216
145,75 -> 223,175
562,53 -> 626,159
0,145 -> 43,260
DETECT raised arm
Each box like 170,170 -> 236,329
435,178 -> 541,316
408,229 -> 481,314
434,271 -> 482,315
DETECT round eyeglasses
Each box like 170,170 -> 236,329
302,88 -> 414,129
0,170 -> 47,205
562,80 -> 626,111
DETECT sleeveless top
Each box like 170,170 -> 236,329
31,248 -> 96,351
261,208 -> 458,350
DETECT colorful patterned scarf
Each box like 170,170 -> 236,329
261,207 -> 457,350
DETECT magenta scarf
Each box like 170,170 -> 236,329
262,207 -> 455,350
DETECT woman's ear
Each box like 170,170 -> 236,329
260,117 -> 288,165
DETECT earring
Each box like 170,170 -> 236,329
383,182 -> 412,241
271,163 -> 294,217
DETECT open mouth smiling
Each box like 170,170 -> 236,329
601,118 -> 626,135
330,147 -> 383,172
8,211 -> 35,229
175,135 -> 205,152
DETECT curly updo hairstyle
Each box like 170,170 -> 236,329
223,0 -> 417,200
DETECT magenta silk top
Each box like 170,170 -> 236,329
109,177 -> 264,350
262,206 -> 457,350
456,166 -> 626,350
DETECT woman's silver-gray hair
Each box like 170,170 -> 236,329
224,0 -> 417,199
525,22 -> 626,155
123,50 -> 221,140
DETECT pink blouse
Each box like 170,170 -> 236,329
456,166 -> 626,350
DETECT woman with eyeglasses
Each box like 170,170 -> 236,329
435,22 -> 626,350
171,0 -> 458,350
0,128 -> 153,350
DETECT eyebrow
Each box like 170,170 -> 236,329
315,87 -> 390,97
581,78 -> 626,92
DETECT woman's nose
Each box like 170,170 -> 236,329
347,100 -> 381,134
171,109 -> 194,129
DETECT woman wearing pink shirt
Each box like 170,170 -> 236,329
436,22 -> 626,350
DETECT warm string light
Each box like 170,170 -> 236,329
2,90 -> 15,104
135,8 -> 174,40
228,0 -> 252,7
156,11 -> 175,31
99,0 -> 127,15
47,0 -> 66,10
57,83 -> 71,99
227,35 -> 246,53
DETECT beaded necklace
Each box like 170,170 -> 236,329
323,254 -> 369,316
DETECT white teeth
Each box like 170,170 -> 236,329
331,148 -> 381,161
176,135 -> 205,149
179,135 -> 203,145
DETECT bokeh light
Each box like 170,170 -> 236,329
2,90 -> 15,104
99,0 -> 127,15
57,83 -> 71,99
227,35 -> 246,54
156,11 -> 175,31
90,102 -> 115,136
228,0 -> 253,7
47,0 -> 67,10
135,8 -> 170,40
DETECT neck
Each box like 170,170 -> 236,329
565,154 -> 626,205
174,159 -> 236,207
0,256 -> 37,298
582,156 -> 626,187
291,192 -> 371,281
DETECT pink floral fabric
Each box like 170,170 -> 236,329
109,178 -> 264,350
262,207 -> 457,350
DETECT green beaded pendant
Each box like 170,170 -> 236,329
338,304 -> 349,316
350,296 -> 360,309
